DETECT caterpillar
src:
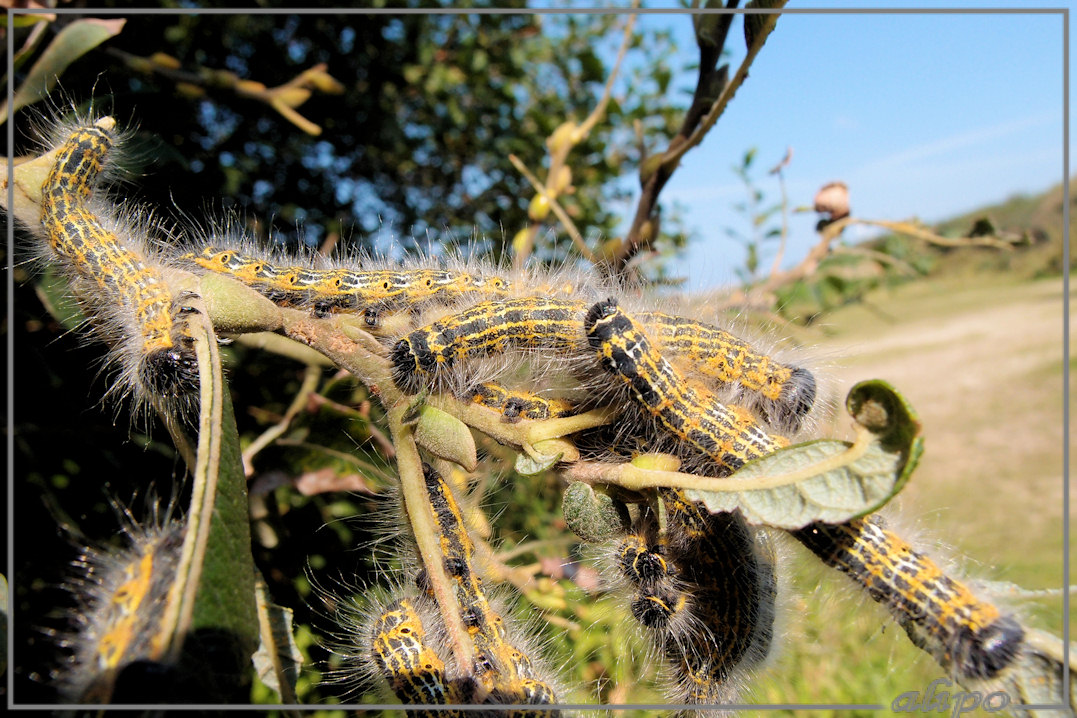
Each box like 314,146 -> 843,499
38,119 -> 199,417
466,382 -> 577,422
57,511 -> 185,703
612,493 -> 776,706
793,517 -> 1025,682
659,488 -> 777,705
420,463 -> 561,714
581,295 -> 1030,695
393,295 -> 816,431
368,596 -> 464,713
184,246 -> 818,432
640,311 -> 816,433
184,245 -> 512,318
584,298 -> 788,474
391,296 -> 592,395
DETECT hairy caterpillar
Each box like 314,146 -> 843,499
38,119 -> 199,417
640,311 -> 816,433
56,510 -> 185,703
659,489 -> 777,705
585,298 -> 788,474
794,517 -> 1025,682
368,596 -> 464,712
390,296 -> 591,395
420,463 -> 560,713
466,382 -> 577,422
183,245 -> 512,318
183,246 -> 818,431
392,294 -> 816,431
612,492 -> 776,706
581,295 -> 1033,697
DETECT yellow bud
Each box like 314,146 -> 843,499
511,227 -> 532,255
599,237 -> 622,260
149,52 -> 182,70
546,121 -> 578,154
528,193 -> 551,221
639,220 -> 655,243
550,165 -> 572,195
639,154 -> 664,184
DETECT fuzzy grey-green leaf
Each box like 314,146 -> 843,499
686,380 -> 920,529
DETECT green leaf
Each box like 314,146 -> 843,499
166,308 -> 259,700
686,380 -> 922,529
515,438 -> 573,475
744,0 -> 786,52
251,575 -> 302,703
1,18 -> 126,124
33,266 -> 86,331
562,482 -> 630,542
415,404 -> 478,472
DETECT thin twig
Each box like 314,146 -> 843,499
242,364 -> 322,477
508,153 -> 596,263
614,3 -> 786,271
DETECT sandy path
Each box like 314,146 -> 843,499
810,277 -> 1070,586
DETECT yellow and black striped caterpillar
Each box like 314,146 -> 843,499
185,245 -> 512,318
794,517 -> 1024,682
611,491 -> 777,705
368,596 -> 465,713
390,295 -> 815,433
583,296 -> 1027,696
420,463 -> 560,713
182,246 -> 817,431
58,514 -> 185,703
39,121 -> 199,415
467,383 -> 577,422
641,311 -> 816,433
585,298 -> 788,474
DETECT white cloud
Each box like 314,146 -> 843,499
850,112 -> 1058,178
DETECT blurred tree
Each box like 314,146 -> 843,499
15,3 -> 685,260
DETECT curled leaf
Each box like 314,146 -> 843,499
515,437 -> 576,475
252,576 -> 302,702
686,380 -> 922,529
415,405 -> 478,472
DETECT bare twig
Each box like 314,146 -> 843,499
612,2 -> 787,272
508,153 -> 596,263
512,3 -> 638,268
242,364 -> 322,477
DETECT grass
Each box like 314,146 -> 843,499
746,269 -> 1071,714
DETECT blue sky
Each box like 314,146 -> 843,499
534,2 -> 1067,290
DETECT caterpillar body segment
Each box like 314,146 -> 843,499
421,463 -> 560,713
39,122 -> 199,414
609,493 -> 778,706
640,312 -> 817,433
369,597 -> 465,712
59,515 -> 185,703
660,489 -> 778,702
392,297 -> 593,395
794,517 -> 1024,682
185,245 -> 513,318
466,383 -> 577,422
585,298 -> 788,474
